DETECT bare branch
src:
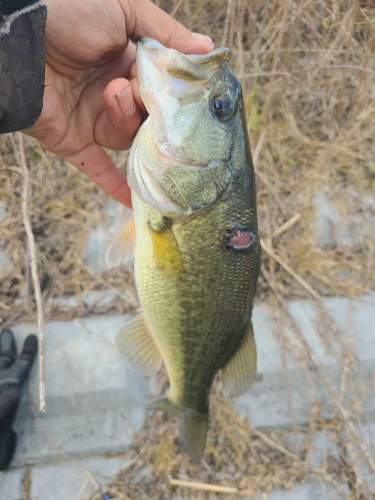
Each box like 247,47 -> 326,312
169,478 -> 238,493
12,133 -> 46,412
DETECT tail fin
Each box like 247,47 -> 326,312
179,410 -> 208,464
149,396 -> 208,464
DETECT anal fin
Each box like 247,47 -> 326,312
116,312 -> 162,376
220,320 -> 257,398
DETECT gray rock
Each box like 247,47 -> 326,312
83,199 -> 132,273
0,467 -> 26,500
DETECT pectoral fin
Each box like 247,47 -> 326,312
106,215 -> 136,268
221,320 -> 257,397
149,222 -> 185,276
116,313 -> 162,376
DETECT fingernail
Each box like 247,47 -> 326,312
192,33 -> 213,46
116,85 -> 136,117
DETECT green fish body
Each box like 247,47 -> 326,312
107,38 -> 260,463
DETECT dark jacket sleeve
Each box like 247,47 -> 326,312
0,0 -> 46,133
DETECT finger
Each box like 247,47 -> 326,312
67,144 -> 132,208
126,0 -> 214,54
127,62 -> 148,117
8,335 -> 37,387
130,77 -> 147,118
0,329 -> 16,370
129,61 -> 137,81
97,78 -> 143,151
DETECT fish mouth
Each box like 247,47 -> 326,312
136,37 -> 231,113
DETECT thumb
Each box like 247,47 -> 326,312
125,0 -> 214,54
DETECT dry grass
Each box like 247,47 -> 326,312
1,0 -> 374,326
0,140 -> 136,325
86,379 -> 373,499
1,0 -> 375,498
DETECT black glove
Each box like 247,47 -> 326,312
0,328 -> 37,471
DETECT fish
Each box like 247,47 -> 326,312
106,37 -> 260,463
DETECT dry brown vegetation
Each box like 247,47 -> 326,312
1,0 -> 375,498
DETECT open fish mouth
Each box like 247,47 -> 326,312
137,37 -> 231,112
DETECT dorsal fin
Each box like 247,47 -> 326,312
106,215 -> 136,268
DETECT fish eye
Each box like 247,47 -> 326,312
212,94 -> 233,119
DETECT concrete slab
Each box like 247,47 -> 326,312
1,456 -> 129,500
282,430 -> 341,468
2,429 -> 371,498
6,294 -> 375,470
49,289 -> 118,309
11,315 -> 147,466
29,455 -> 124,500
352,421 -> 375,491
251,480 -> 347,500
0,467 -> 26,500
314,190 -> 375,249
236,294 -> 375,428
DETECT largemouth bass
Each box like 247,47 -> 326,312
107,37 -> 260,463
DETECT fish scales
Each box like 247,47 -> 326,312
107,37 -> 260,463
134,171 -> 257,411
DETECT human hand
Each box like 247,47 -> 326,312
0,329 -> 37,471
25,0 -> 214,207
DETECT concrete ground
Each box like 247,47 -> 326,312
1,293 -> 374,499
1,201 -> 374,499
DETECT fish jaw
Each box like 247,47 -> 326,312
136,37 -> 231,113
